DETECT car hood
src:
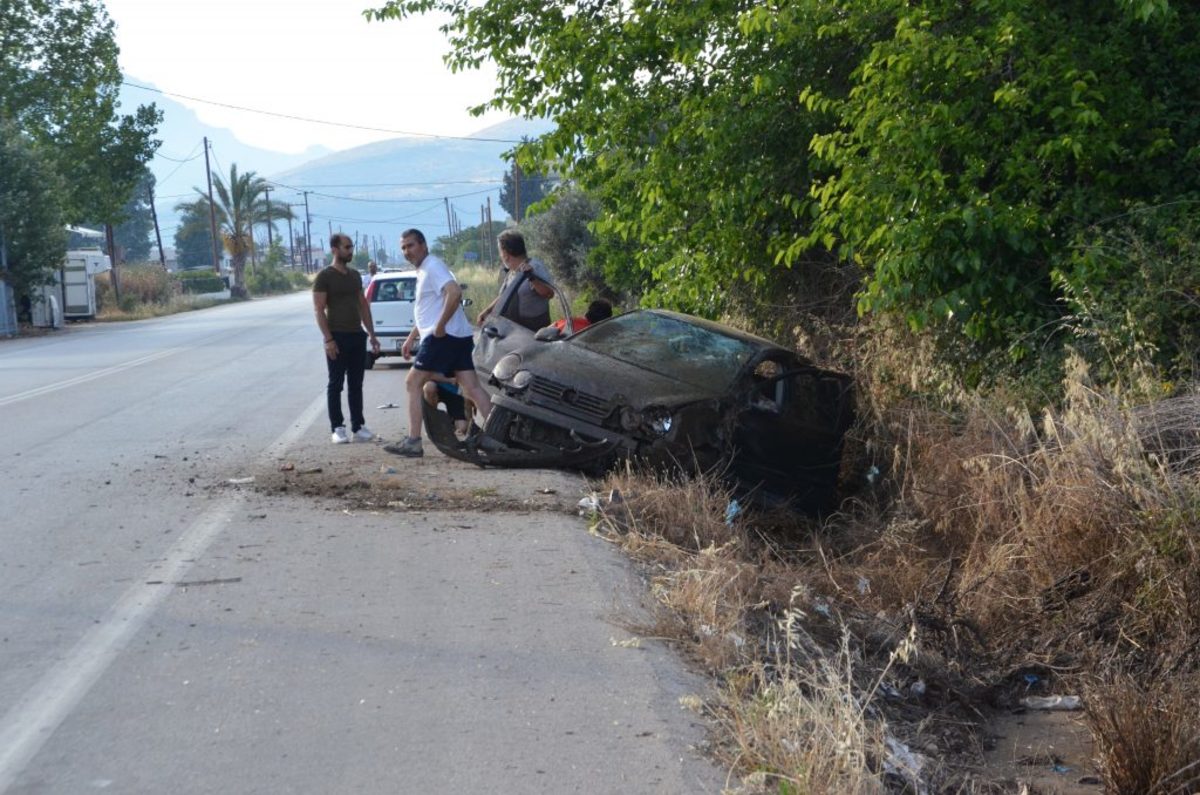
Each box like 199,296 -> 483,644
513,341 -> 732,407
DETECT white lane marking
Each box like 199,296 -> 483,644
0,346 -> 188,408
0,392 -> 326,793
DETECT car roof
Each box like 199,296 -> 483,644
374,269 -> 417,278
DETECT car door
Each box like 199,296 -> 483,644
474,272 -> 573,383
729,366 -> 855,512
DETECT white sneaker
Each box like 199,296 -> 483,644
352,426 -> 375,442
331,427 -> 350,444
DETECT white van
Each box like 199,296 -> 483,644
365,270 -> 417,360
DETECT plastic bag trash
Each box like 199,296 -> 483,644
856,575 -> 871,595
724,499 -> 741,526
1020,695 -> 1082,711
227,477 -> 255,485
577,493 -> 600,516
883,735 -> 929,795
866,465 -> 881,485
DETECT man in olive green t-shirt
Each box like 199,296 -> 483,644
313,234 -> 381,444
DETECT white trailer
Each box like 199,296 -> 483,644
29,249 -> 112,327
60,249 -> 111,319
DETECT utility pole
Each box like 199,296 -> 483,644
204,137 -> 221,275
105,223 -> 121,303
286,212 -> 295,268
480,205 -> 489,268
148,180 -> 166,269
302,190 -> 312,273
486,195 -> 494,264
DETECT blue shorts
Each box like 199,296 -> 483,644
413,334 -> 475,374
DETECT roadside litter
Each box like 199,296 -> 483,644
1020,695 -> 1082,711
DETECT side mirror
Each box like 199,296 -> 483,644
534,326 -> 563,342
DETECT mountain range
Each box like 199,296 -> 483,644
121,79 -> 553,262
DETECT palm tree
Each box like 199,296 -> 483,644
175,164 -> 292,297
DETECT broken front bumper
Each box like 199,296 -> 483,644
422,399 -> 625,469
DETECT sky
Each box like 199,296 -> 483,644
106,0 -> 508,155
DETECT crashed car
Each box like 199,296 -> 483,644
424,278 -> 854,512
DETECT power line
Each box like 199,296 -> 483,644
155,140 -> 205,186
268,176 -> 554,189
155,147 -> 204,164
266,181 -> 499,205
310,201 -> 446,225
123,80 -> 524,144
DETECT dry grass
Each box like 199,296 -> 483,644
591,468 -> 912,792
1085,674 -> 1200,794
589,355 -> 1200,792
94,266 -> 232,321
95,293 -> 227,321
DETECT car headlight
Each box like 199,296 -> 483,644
511,370 -> 533,390
492,353 -> 522,382
643,406 -> 673,436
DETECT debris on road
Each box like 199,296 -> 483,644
175,577 -> 243,588
1020,695 -> 1082,711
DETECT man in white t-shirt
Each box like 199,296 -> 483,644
384,228 -> 493,458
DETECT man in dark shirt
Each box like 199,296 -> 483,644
313,233 -> 381,444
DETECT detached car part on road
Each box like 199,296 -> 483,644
424,278 -> 854,513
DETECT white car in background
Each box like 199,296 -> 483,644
364,270 -> 417,362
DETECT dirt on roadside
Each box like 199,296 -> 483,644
250,434 -> 590,516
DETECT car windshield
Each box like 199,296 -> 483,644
571,312 -> 760,388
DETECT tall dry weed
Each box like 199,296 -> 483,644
885,356 -> 1200,654
595,470 -> 912,792
1086,674 -> 1200,795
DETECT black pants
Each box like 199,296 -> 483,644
326,330 -> 367,432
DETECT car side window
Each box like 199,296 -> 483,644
375,282 -> 398,302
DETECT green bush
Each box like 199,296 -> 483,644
246,262 -> 305,295
1055,204 -> 1200,391
176,270 -> 227,294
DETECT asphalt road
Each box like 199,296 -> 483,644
0,294 -> 723,794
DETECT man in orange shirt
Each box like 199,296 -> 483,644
551,298 -> 613,336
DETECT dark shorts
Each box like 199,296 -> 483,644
413,334 -> 475,374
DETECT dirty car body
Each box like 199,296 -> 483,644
425,306 -> 854,512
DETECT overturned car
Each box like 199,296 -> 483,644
425,286 -> 854,513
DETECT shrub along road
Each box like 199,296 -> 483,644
0,294 -> 723,793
